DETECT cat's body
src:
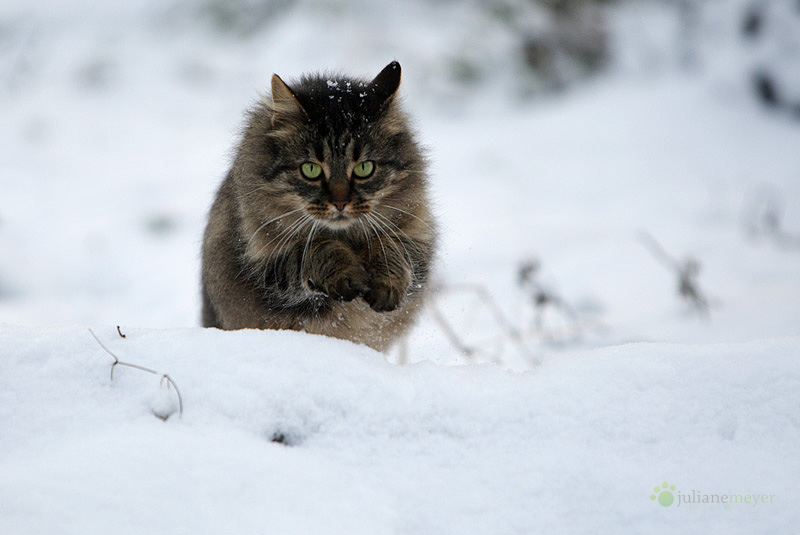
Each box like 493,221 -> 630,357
201,62 -> 436,351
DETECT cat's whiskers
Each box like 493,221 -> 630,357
358,219 -> 373,258
369,211 -> 414,270
241,184 -> 275,198
362,214 -> 391,275
270,214 -> 313,260
256,213 -> 311,266
379,204 -> 434,230
264,214 -> 315,287
301,220 -> 320,278
365,214 -> 413,273
246,208 -> 305,250
237,212 -> 307,282
253,214 -> 308,260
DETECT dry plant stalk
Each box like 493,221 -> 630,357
88,328 -> 184,418
638,231 -> 709,314
427,283 -> 540,367
517,259 -> 579,334
744,191 -> 800,250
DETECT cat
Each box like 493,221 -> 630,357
201,61 -> 436,352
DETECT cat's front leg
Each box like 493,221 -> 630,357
303,240 -> 369,302
364,244 -> 412,312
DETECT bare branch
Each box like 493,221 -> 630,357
638,232 -> 709,314
637,231 -> 679,271
88,329 -> 184,418
430,283 -> 540,367
159,374 -> 184,419
517,259 -> 577,326
743,189 -> 800,250
428,299 -> 480,360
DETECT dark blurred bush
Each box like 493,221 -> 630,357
739,0 -> 800,118
520,0 -> 611,92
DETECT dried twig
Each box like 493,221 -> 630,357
428,299 -> 481,360
517,259 -> 578,334
518,258 -> 604,345
116,325 -> 126,338
88,329 -> 184,418
429,283 -> 540,367
744,190 -> 800,250
638,231 -> 709,314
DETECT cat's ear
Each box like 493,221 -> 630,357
371,61 -> 401,107
270,74 -> 306,121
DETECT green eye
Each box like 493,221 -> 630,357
353,160 -> 375,179
300,162 -> 322,180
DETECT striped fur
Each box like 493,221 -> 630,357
201,62 -> 436,351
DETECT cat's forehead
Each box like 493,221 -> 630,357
292,75 -> 388,132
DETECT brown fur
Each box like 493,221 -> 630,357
201,62 -> 436,351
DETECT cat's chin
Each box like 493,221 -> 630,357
317,213 -> 357,231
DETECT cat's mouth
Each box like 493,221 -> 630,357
329,213 -> 350,224
309,203 -> 371,230
310,210 -> 357,230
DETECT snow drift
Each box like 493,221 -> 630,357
1,326 -> 798,533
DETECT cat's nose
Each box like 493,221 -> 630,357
331,200 -> 348,211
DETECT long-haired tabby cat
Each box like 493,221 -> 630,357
202,61 -> 436,351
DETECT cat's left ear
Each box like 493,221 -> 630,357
270,74 -> 306,121
371,61 -> 402,108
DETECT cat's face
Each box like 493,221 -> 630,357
291,141 -> 392,231
237,62 -> 425,239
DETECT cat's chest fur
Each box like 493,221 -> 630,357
201,62 -> 436,352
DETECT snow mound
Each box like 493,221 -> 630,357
1,325 -> 798,533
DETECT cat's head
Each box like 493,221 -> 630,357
235,61 -> 427,237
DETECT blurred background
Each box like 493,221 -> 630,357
1,0 -> 798,366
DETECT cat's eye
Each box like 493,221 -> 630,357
300,162 -> 323,180
353,160 -> 375,179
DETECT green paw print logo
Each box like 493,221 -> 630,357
651,481 -> 676,506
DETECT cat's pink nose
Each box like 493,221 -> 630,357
332,200 -> 348,211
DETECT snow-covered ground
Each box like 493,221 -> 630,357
1,0 -> 799,533
2,326 -> 798,534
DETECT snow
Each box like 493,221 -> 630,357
1,0 -> 800,532
1,326 -> 798,533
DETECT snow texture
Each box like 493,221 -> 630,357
1,0 -> 799,532
1,327 -> 798,534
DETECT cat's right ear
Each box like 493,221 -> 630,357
371,61 -> 402,108
270,74 -> 306,123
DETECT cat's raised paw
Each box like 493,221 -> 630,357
364,282 -> 404,312
323,266 -> 369,302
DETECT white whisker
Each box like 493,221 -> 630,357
358,219 -> 373,258
363,215 -> 390,275
370,211 -> 414,270
301,220 -> 319,277
379,204 -> 434,230
246,208 -> 305,248
367,215 -> 410,272
265,215 -> 314,286
255,213 -> 310,260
